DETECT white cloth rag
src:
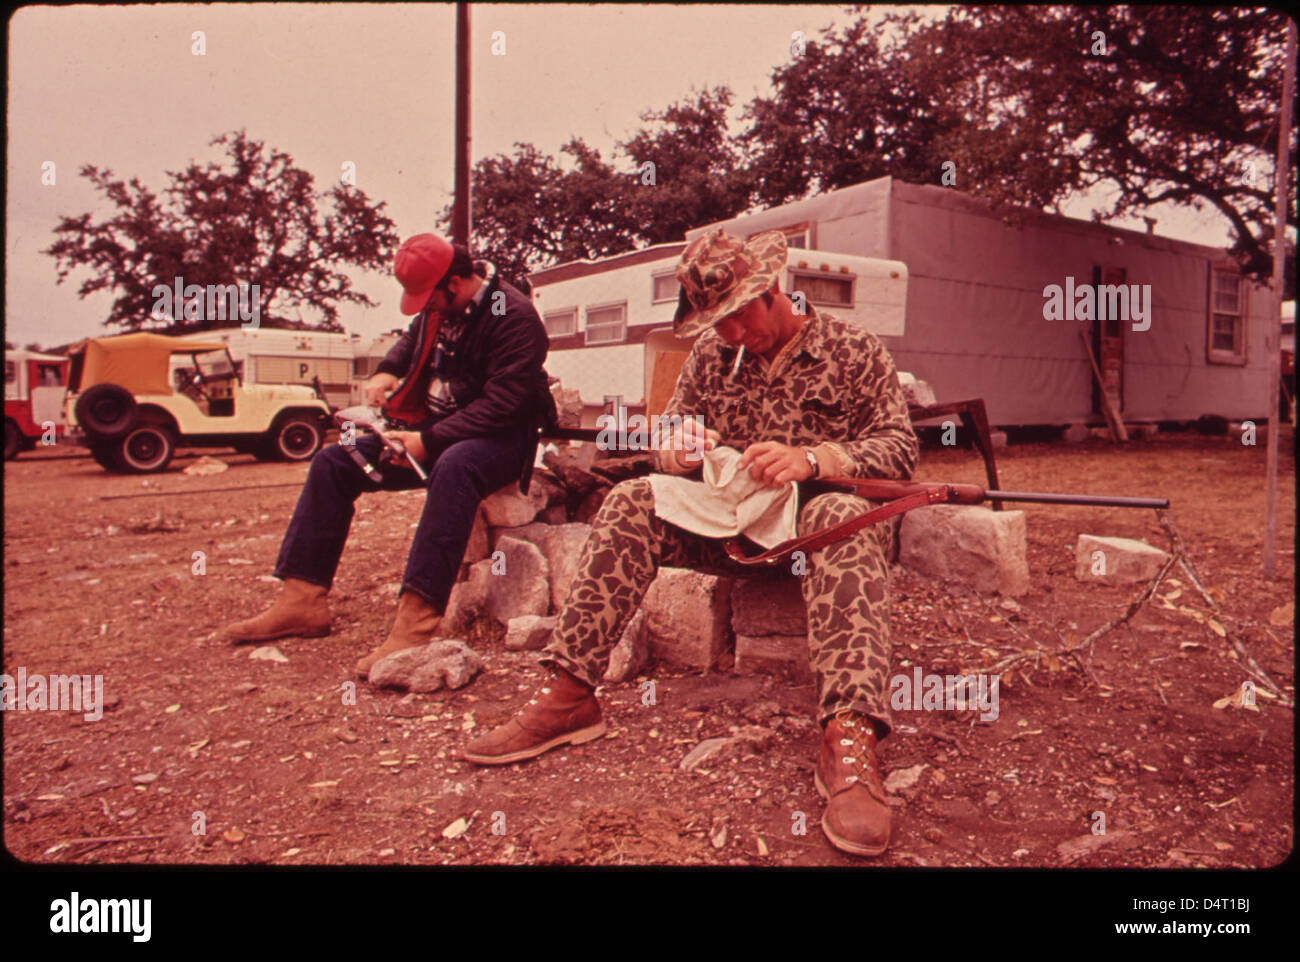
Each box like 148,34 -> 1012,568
647,446 -> 799,549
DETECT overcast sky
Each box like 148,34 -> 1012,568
6,3 -> 1243,350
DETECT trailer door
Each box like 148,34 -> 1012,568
1092,266 -> 1126,419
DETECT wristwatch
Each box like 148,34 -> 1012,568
803,448 -> 820,479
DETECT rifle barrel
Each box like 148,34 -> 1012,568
986,490 -> 1169,509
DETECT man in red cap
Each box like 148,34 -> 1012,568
223,234 -> 556,678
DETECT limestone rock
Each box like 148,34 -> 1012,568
442,560 -> 492,634
183,455 -> 229,476
734,634 -> 812,683
549,383 -> 583,428
884,763 -> 927,795
543,444 -> 602,498
504,614 -> 557,651
604,609 -> 649,683
483,536 -> 550,625
481,483 -> 548,528
1074,534 -> 1170,586
528,470 -> 568,508
642,568 -> 734,670
679,725 -> 775,773
369,640 -> 483,692
1062,423 -> 1089,443
463,507 -> 490,565
539,505 -> 569,525
1056,830 -> 1137,865
899,505 -> 1029,596
503,521 -> 593,611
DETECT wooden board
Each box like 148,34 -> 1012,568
1079,329 -> 1128,442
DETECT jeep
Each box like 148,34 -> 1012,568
64,332 -> 331,473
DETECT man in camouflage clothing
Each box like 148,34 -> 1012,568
464,229 -> 918,857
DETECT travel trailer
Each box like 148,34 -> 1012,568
529,243 -> 909,426
173,328 -> 358,410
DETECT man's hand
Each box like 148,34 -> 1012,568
739,441 -> 814,487
386,430 -> 428,467
364,372 -> 399,407
658,418 -> 720,470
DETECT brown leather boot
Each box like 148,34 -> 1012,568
222,578 -> 331,644
461,667 -> 605,765
814,711 -> 892,856
355,590 -> 441,678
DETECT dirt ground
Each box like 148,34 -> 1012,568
2,426 -> 1294,867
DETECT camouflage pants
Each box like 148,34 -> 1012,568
540,477 -> 896,738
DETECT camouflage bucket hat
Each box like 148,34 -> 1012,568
672,229 -> 787,338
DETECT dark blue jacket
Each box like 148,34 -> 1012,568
376,265 -> 557,488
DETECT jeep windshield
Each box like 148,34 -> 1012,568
193,349 -> 237,380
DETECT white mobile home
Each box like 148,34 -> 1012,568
685,176 -> 1275,427
531,176 -> 1274,428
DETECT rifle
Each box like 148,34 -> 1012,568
539,428 -> 1169,567
722,478 -> 1170,567
333,405 -> 430,483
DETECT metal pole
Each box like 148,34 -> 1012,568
452,2 -> 472,247
1264,18 -> 1295,578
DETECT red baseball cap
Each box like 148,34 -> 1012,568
394,233 -> 454,314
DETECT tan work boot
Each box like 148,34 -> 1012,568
355,590 -> 441,678
814,711 -> 892,856
223,577 -> 331,644
461,666 -> 605,765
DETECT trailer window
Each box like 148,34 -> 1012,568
788,271 -> 853,308
1208,268 -> 1247,365
651,273 -> 678,304
752,223 -> 811,249
544,308 -> 577,338
585,303 -> 627,345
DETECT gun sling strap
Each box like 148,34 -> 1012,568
721,478 -> 966,568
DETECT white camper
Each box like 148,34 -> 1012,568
173,328 -> 358,410
528,244 -> 908,423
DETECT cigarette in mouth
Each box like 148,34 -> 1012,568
731,345 -> 745,377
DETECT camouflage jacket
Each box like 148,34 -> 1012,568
658,306 -> 918,481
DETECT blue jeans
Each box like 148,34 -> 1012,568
273,432 -> 529,612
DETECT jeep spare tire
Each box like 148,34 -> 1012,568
75,384 -> 137,440
270,415 -> 324,461
89,442 -> 122,471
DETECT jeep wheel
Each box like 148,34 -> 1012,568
74,383 -> 137,440
269,415 -> 324,462
115,424 -> 175,473
4,420 -> 21,461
